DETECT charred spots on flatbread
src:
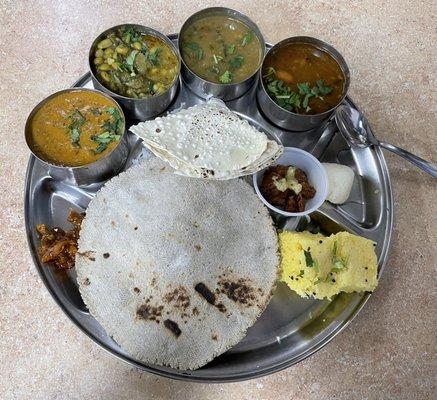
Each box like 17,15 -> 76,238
216,303 -> 227,313
194,245 -> 202,251
75,158 -> 279,370
103,252 -> 110,258
133,287 -> 141,294
194,282 -> 216,305
82,277 -> 90,286
192,307 -> 199,316
164,319 -> 181,338
218,278 -> 259,306
164,286 -> 190,311
136,301 -> 163,322
211,334 -> 218,341
194,283 -> 227,313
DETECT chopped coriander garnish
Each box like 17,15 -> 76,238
229,55 -> 244,70
304,249 -> 318,272
331,241 -> 348,273
185,42 -> 203,60
122,26 -> 141,44
264,71 -> 333,113
226,44 -> 236,55
67,109 -> 86,147
91,107 -> 123,154
147,48 -> 161,66
219,70 -> 232,84
241,31 -> 253,46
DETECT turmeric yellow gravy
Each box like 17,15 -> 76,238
29,90 -> 124,167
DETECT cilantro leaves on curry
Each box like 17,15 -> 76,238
181,16 -> 261,84
91,107 -> 123,154
263,67 -> 333,113
184,42 -> 204,61
67,109 -> 86,147
241,32 -> 253,47
66,106 -> 122,154
219,70 -> 232,84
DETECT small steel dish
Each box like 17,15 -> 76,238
253,147 -> 328,217
178,7 -> 265,101
89,24 -> 181,121
25,88 -> 129,186
257,36 -> 350,131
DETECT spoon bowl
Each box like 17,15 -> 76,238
335,104 -> 437,178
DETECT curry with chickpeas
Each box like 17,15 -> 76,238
93,26 -> 179,98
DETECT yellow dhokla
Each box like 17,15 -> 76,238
279,230 -> 378,300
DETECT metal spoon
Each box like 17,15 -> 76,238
335,105 -> 437,178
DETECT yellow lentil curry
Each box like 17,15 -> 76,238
29,90 -> 124,167
93,26 -> 179,98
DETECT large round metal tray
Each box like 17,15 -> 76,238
24,35 -> 393,382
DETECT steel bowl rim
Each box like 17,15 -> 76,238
24,87 -> 127,171
178,7 -> 266,88
88,23 -> 181,102
259,35 -> 351,119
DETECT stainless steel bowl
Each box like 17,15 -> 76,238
257,36 -> 350,131
89,24 -> 181,121
25,88 -> 129,186
179,7 -> 265,101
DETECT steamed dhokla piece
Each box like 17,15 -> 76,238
279,231 -> 378,300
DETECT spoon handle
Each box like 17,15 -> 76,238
379,141 -> 437,178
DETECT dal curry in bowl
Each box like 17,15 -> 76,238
25,88 -> 126,168
257,36 -> 350,131
178,7 -> 265,100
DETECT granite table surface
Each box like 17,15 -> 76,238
0,1 -> 435,399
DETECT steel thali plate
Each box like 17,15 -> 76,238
24,36 -> 393,382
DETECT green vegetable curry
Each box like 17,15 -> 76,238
93,26 -> 179,98
181,15 -> 262,84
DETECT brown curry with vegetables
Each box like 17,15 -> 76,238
28,90 -> 124,167
262,42 -> 345,114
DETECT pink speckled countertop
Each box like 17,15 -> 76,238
0,1 -> 436,399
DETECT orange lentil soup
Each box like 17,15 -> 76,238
29,90 -> 124,167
